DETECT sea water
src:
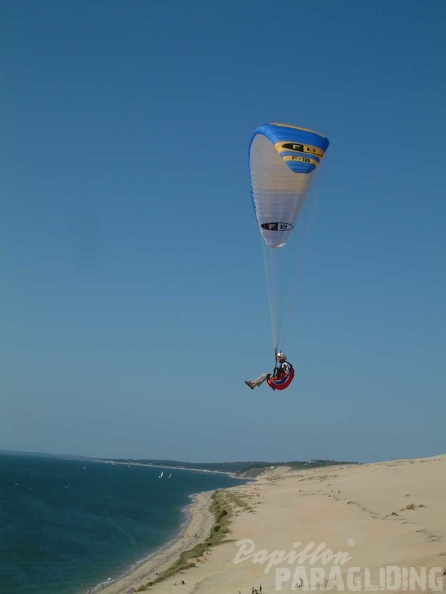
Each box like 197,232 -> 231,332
0,451 -> 246,594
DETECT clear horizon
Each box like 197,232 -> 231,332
2,448 -> 444,466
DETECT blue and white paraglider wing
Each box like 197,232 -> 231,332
249,123 -> 330,249
248,122 -> 330,354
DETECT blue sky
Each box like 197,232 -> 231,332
2,0 -> 445,463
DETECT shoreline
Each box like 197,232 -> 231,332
84,454 -> 446,593
98,459 -> 238,478
94,489 -> 217,594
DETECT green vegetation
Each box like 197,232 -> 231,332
138,490 -> 239,589
104,458 -> 360,475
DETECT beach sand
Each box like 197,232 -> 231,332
97,490 -> 215,594
99,454 -> 446,593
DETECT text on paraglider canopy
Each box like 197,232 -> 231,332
278,142 -> 325,158
261,222 -> 294,231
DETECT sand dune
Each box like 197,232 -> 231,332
100,454 -> 446,593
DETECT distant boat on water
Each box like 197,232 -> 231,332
167,474 -> 172,478
159,471 -> 163,478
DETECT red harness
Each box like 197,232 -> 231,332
267,367 -> 295,391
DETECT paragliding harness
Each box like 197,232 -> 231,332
266,356 -> 295,391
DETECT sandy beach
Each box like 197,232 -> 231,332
99,454 -> 446,593
97,490 -> 215,593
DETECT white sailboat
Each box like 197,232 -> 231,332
159,471 -> 164,478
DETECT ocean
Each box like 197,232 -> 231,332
0,451 -> 246,594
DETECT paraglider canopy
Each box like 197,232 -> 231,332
249,122 -> 329,248
248,121 -> 330,355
